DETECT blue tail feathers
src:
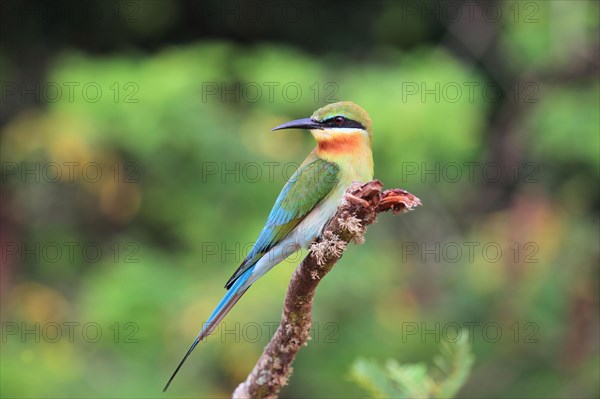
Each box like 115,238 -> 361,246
162,267 -> 254,392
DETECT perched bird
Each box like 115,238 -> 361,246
163,101 -> 374,391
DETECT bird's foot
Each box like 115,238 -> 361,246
344,192 -> 370,208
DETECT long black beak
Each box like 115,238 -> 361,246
271,117 -> 322,131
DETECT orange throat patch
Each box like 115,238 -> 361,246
316,132 -> 367,157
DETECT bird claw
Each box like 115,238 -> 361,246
343,180 -> 421,215
344,192 -> 371,208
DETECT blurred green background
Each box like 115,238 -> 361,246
1,1 -> 598,398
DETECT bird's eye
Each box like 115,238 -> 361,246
334,116 -> 344,125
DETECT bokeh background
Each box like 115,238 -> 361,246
1,1 -> 598,398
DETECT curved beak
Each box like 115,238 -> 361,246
271,117 -> 322,131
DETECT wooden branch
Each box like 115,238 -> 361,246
232,180 -> 421,399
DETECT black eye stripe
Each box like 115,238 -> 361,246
321,117 -> 365,130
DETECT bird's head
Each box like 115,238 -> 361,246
272,101 -> 372,145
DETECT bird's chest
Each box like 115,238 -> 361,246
292,186 -> 345,248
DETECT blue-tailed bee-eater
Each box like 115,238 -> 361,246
164,101 -> 374,391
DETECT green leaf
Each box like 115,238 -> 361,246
351,358 -> 399,398
432,333 -> 475,399
386,360 -> 433,398
351,331 -> 475,399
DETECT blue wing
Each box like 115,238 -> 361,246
225,158 -> 339,289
